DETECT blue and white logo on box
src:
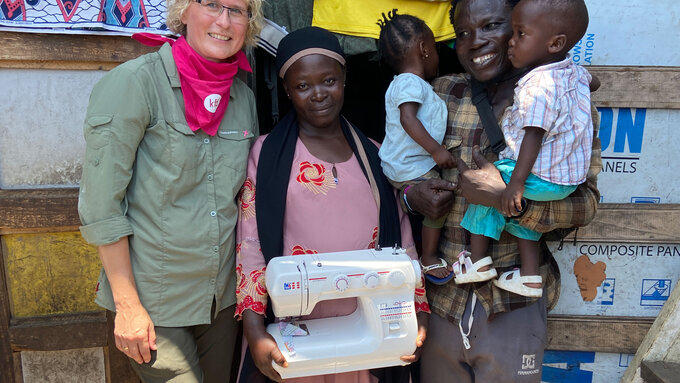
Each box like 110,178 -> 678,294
640,279 -> 671,306
600,278 -> 615,306
619,354 -> 634,368
542,351 -> 594,383
631,197 -> 660,204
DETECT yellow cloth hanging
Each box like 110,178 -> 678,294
312,0 -> 455,42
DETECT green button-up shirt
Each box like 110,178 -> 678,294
78,43 -> 258,327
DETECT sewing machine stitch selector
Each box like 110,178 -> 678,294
333,274 -> 350,292
363,272 -> 380,288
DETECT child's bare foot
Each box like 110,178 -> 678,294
420,254 -> 452,279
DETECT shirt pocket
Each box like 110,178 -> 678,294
216,129 -> 254,174
163,120 -> 202,170
443,134 -> 463,153
442,135 -> 463,180
84,114 -> 114,150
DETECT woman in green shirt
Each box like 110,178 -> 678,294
78,0 -> 262,381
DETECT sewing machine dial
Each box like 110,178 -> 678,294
363,272 -> 380,288
333,274 -> 350,292
387,270 -> 406,287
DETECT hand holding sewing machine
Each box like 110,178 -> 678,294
400,311 -> 429,364
262,248 -> 426,379
242,309 -> 428,382
242,310 -> 287,382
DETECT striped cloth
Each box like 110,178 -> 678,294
500,57 -> 593,185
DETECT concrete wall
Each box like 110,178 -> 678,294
0,69 -> 104,188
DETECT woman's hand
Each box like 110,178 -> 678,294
400,312 -> 429,363
243,311 -> 287,382
98,238 -> 156,364
406,179 -> 456,220
114,302 -> 157,364
456,146 -> 514,213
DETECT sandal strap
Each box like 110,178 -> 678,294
518,275 -> 543,283
494,270 -> 543,297
471,256 -> 494,269
455,250 -> 470,275
500,270 -> 542,283
452,261 -> 462,275
421,258 -> 447,273
453,253 -> 494,275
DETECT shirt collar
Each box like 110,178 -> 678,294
159,43 -> 181,88
518,55 -> 573,86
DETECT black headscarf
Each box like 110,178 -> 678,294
257,26 -> 401,263
275,26 -> 346,79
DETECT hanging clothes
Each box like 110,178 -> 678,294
312,0 -> 455,42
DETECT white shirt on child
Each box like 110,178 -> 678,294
499,57 -> 593,185
379,73 -> 448,182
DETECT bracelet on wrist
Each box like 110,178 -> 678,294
403,185 -> 419,215
514,198 -> 528,218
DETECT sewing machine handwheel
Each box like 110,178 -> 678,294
388,270 -> 406,287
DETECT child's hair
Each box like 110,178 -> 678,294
377,9 -> 428,72
530,0 -> 589,51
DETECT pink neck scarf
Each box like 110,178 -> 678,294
132,33 -> 252,136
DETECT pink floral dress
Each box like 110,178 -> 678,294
235,136 -> 429,383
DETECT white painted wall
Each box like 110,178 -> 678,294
0,69 -> 105,188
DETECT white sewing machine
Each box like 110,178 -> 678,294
265,247 -> 421,379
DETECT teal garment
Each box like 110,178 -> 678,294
461,159 -> 577,241
78,43 -> 259,327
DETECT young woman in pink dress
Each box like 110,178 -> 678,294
234,27 -> 430,383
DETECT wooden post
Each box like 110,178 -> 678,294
621,281 -> 680,382
0,235 -> 16,382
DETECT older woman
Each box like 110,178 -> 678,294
404,0 -> 601,381
234,27 -> 429,383
77,0 -> 263,381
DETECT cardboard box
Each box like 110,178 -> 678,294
542,351 -> 634,383
549,242 -> 679,317
569,0 -> 680,66
596,107 -> 678,203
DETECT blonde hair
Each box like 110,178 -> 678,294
166,0 -> 263,48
